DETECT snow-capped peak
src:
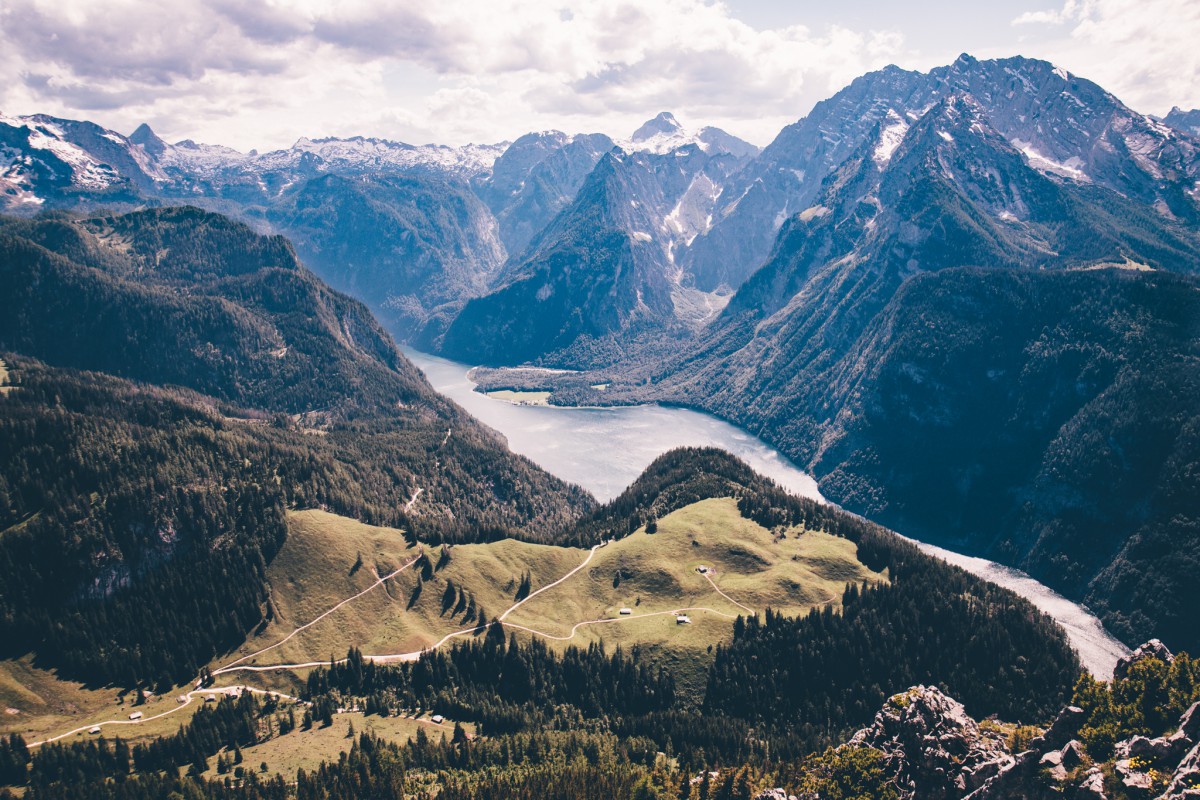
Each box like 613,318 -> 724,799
618,112 -> 758,158
632,112 -> 683,142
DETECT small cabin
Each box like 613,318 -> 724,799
431,714 -> 445,724
128,711 -> 143,721
204,695 -> 217,703
177,695 -> 188,703
89,726 -> 102,735
676,615 -> 691,624
696,566 -> 709,574
619,608 -> 633,615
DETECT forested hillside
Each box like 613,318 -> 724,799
655,267 -> 1200,652
0,448 -> 1085,798
0,207 -> 593,688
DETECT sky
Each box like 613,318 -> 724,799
0,0 -> 1197,152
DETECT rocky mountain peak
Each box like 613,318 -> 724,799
632,111 -> 683,142
129,122 -> 167,157
1164,107 -> 1200,137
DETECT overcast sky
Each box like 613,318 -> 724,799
0,0 -> 1196,152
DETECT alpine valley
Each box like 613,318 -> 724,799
1,48 -> 1200,800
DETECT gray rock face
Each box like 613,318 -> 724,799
1102,689 -> 1200,800
684,53 -> 1200,293
849,686 -> 1012,800
1164,741 -> 1200,797
836,679 -> 1200,800
1078,766 -> 1107,799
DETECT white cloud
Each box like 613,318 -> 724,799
1012,0 -> 1081,25
0,0 -> 906,150
1011,0 -> 1200,114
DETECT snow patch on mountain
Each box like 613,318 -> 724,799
1010,138 -> 1090,182
873,111 -> 910,167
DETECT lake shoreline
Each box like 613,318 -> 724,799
403,346 -> 1131,678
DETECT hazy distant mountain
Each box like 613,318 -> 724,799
439,116 -> 757,365
1163,106 -> 1200,137
474,130 -> 617,256
261,172 -> 506,342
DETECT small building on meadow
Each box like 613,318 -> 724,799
676,615 -> 691,624
619,608 -> 633,615
696,566 -> 709,574
89,726 -> 101,735
431,714 -> 445,724
128,711 -> 143,721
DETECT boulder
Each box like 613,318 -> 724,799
1029,706 -> 1085,752
1113,640 -> 1174,681
752,790 -> 797,800
1039,748 -> 1068,782
1163,741 -> 1200,798
1077,766 -> 1107,799
1176,702 -> 1200,743
1061,740 -> 1085,771
1114,758 -> 1153,792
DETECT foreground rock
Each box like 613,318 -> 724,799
829,643 -> 1200,799
848,686 -> 1012,799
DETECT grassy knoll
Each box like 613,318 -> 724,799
506,497 -> 885,641
200,711 -> 473,781
222,499 -> 885,697
484,389 -> 552,405
220,510 -> 582,669
0,657 -> 201,746
504,497 -> 886,695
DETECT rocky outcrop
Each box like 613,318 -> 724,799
848,686 -> 1012,799
1114,640 -> 1175,681
837,670 -> 1200,800
965,705 -> 1085,799
1111,699 -> 1200,799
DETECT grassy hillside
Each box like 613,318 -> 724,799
508,497 -> 883,642
0,658 -> 204,747
224,510 -> 583,669
216,497 -> 884,699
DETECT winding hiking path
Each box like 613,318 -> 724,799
216,553 -> 422,675
29,686 -> 305,748
701,570 -> 756,615
34,540 -> 761,744
499,544 -> 600,621
217,544 -> 603,672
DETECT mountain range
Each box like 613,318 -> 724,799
7,46 -> 1200,800
4,52 -> 1200,657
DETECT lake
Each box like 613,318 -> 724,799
404,347 -> 1130,678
